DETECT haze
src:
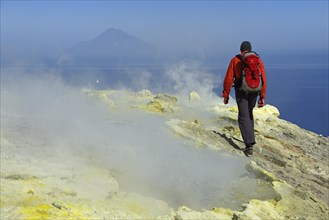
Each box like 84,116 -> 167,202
1,1 -> 328,59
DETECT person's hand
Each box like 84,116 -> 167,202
223,97 -> 229,104
258,98 -> 265,108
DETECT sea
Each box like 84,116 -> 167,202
263,66 -> 328,136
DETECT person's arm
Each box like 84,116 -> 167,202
258,59 -> 267,107
222,58 -> 235,103
259,59 -> 267,98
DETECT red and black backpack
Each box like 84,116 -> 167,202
235,51 -> 263,94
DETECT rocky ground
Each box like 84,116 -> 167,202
1,88 -> 328,219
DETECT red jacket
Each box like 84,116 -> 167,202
222,51 -> 267,99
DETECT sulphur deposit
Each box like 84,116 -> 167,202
1,82 -> 328,219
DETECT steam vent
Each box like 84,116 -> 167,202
1,84 -> 329,219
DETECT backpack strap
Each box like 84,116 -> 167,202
237,51 -> 260,59
236,54 -> 246,68
235,54 -> 243,61
234,54 -> 245,89
251,51 -> 260,57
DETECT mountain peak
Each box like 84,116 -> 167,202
92,27 -> 142,44
98,27 -> 126,37
65,27 -> 158,66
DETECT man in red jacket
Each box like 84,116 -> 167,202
222,41 -> 267,156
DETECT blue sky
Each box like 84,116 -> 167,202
1,0 -> 328,53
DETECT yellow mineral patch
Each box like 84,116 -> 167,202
25,189 -> 35,195
177,206 -> 233,220
146,100 -> 165,113
242,199 -> 284,220
126,203 -> 148,215
189,91 -> 201,101
228,115 -> 238,122
133,100 -> 165,114
245,161 -> 280,182
253,105 -> 280,122
23,178 -> 46,189
272,181 -> 329,219
222,126 -> 241,139
272,181 -> 292,197
142,94 -> 177,113
212,207 -> 233,216
18,202 -> 91,220
20,194 -> 41,207
228,106 -> 239,113
64,203 -> 90,219
19,204 -> 53,220
97,93 -> 116,108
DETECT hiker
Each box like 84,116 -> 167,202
222,41 -> 267,156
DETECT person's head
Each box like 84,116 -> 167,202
240,41 -> 252,52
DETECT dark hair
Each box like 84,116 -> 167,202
240,41 -> 252,52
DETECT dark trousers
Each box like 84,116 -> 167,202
235,90 -> 258,146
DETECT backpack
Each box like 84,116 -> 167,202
236,51 -> 263,94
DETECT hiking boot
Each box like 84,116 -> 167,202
243,146 -> 253,157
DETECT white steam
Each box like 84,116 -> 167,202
1,66 -> 245,210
